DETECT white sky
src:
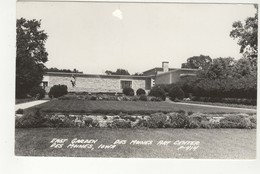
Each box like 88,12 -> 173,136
16,2 -> 256,74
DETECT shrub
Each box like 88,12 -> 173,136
148,113 -> 168,128
149,86 -> 166,101
168,85 -> 184,101
15,108 -> 46,128
84,117 -> 94,127
139,95 -> 148,101
123,87 -> 135,96
112,119 -> 131,128
48,85 -> 68,98
29,86 -> 45,99
166,112 -> 190,128
90,96 -> 97,100
219,115 -> 253,128
136,88 -> 146,96
16,109 -> 24,114
150,97 -> 162,102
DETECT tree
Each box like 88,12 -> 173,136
105,68 -> 130,75
230,4 -> 258,66
233,58 -> 256,78
201,57 -> 235,79
16,18 -> 48,98
181,55 -> 212,69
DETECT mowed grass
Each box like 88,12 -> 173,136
15,128 -> 256,159
32,100 -> 256,114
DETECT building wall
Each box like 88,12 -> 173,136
44,73 -> 149,93
155,69 -> 198,85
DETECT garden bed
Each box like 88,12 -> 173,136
15,108 -> 256,129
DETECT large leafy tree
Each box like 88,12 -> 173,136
200,57 -> 235,79
16,18 -> 48,98
230,4 -> 258,66
181,55 -> 212,69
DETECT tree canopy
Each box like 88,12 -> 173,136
16,18 -> 48,98
105,68 -> 130,75
181,55 -> 212,69
230,4 -> 258,66
45,67 -> 83,73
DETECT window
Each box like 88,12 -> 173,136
42,81 -> 48,89
121,80 -> 132,89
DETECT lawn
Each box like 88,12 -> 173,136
31,100 -> 256,114
15,128 -> 256,159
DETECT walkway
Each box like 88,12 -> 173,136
15,100 -> 49,111
166,100 -> 257,113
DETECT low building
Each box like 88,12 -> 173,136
42,61 -> 198,93
143,61 -> 198,86
42,72 -> 151,93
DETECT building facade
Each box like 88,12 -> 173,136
42,62 -> 198,93
42,72 -> 151,93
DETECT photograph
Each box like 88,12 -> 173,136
15,0 -> 257,159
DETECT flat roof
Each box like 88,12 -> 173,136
44,72 -> 151,80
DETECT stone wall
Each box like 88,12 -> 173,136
45,75 -> 148,93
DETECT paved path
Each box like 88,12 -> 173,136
15,100 -> 49,111
166,100 -> 257,113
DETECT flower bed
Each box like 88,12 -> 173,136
15,109 -> 256,129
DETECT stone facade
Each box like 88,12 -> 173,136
43,72 -> 151,93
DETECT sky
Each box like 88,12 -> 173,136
16,1 -> 256,74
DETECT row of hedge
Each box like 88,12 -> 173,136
177,75 -> 257,100
15,109 -> 256,129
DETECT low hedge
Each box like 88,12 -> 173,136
15,110 -> 256,129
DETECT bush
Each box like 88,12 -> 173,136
15,108 -> 46,128
150,97 -> 162,102
148,113 -> 168,128
16,109 -> 24,114
29,86 -> 45,99
90,96 -> 97,100
139,95 -> 148,101
48,85 -> 68,98
123,87 -> 135,96
149,86 -> 166,101
112,119 -> 131,128
219,115 -> 254,128
136,88 -> 146,96
168,85 -> 185,101
166,112 -> 190,128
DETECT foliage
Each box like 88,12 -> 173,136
230,5 -> 258,66
168,85 -> 185,101
123,87 -> 134,96
48,85 -> 68,98
112,119 -> 132,128
16,18 -> 48,98
15,108 -> 46,128
148,86 -> 166,101
181,55 -> 212,69
105,69 -> 130,75
136,88 -> 146,96
45,67 -> 83,73
16,109 -> 24,114
139,95 -> 148,101
220,115 -> 256,129
29,86 -> 45,99
148,113 -> 168,128
201,57 -> 235,79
